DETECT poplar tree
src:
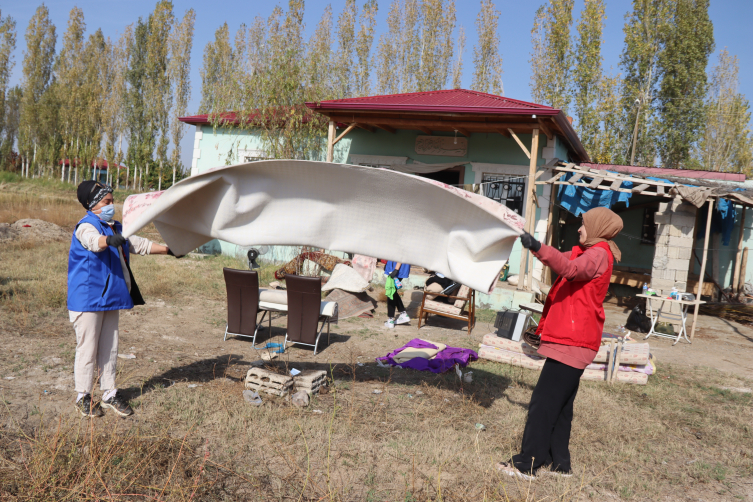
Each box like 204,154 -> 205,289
305,7 -> 334,99
145,0 -> 174,190
0,86 -> 20,169
619,0 -> 670,165
471,0 -> 502,95
375,0 -> 402,94
590,74 -> 624,163
103,27 -> 131,187
354,0 -> 377,97
0,11 -> 17,166
19,5 -> 56,177
529,0 -> 574,111
125,19 -> 152,188
572,0 -> 605,154
168,9 -> 195,184
375,0 -> 460,94
81,29 -> 108,179
451,26 -> 465,89
655,0 -> 713,168
55,7 -> 86,181
695,50 -> 753,173
199,23 -> 233,114
334,0 -> 357,99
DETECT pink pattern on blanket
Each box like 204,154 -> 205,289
351,254 -> 377,282
123,191 -> 165,231
419,177 -> 526,230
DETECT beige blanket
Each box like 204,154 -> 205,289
121,160 -> 524,294
393,339 -> 448,363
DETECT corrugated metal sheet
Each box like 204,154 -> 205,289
583,163 -> 745,183
309,89 -> 557,114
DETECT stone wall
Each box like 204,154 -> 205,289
651,197 -> 697,326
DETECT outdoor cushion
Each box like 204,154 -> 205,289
454,285 -> 470,309
259,288 -> 288,305
423,299 -> 462,316
425,282 -> 443,300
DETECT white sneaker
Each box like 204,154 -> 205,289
395,312 -> 410,325
384,319 -> 395,329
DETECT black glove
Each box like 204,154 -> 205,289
388,269 -> 399,279
106,234 -> 126,248
520,232 -> 541,252
167,248 -> 185,259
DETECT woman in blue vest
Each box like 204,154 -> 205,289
69,181 -> 177,418
383,261 -> 411,329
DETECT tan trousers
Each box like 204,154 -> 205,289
72,311 -> 119,394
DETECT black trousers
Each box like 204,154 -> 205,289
512,358 -> 584,474
387,292 -> 405,318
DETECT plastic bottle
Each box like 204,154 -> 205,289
671,287 -> 678,300
642,283 -> 648,295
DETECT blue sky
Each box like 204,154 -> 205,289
4,0 -> 752,168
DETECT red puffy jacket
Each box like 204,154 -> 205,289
535,241 -> 613,351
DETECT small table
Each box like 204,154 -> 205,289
518,302 -> 544,328
636,294 -> 705,345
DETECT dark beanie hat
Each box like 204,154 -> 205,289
77,181 -> 112,210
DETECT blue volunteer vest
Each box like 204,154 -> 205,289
67,212 -> 134,312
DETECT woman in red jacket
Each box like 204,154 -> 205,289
497,207 -> 623,480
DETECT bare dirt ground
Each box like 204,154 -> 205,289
1,183 -> 752,501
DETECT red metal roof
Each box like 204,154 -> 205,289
306,88 -> 558,116
179,112 -> 238,126
583,163 -> 746,183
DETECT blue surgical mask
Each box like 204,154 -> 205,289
97,204 -> 115,222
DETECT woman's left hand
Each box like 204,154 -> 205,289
520,232 -> 541,252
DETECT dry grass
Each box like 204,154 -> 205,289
2,355 -> 750,501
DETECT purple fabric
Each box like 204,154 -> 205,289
376,338 -> 478,373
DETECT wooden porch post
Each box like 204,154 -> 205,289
521,129 -> 540,291
690,200 -> 714,341
326,121 -> 335,163
732,206 -> 746,294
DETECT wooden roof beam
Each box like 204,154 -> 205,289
356,123 -> 375,132
455,127 -> 470,137
333,123 -> 357,145
537,118 -> 554,140
373,124 -> 396,134
328,115 -> 536,131
508,128 -> 531,159
417,126 -> 433,135
496,129 -> 510,138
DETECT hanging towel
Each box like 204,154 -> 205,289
385,276 -> 396,300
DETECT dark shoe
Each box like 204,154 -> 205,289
496,462 -> 536,481
101,392 -> 134,417
543,468 -> 573,478
75,394 -> 104,418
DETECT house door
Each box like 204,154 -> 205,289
419,166 -> 464,186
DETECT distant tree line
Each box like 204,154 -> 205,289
0,0 -> 751,182
530,0 -> 753,172
0,2 -> 195,190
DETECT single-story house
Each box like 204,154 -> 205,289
179,88 -> 589,308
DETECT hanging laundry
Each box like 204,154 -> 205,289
558,171 -> 633,216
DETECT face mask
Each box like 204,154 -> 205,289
97,204 -> 115,222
